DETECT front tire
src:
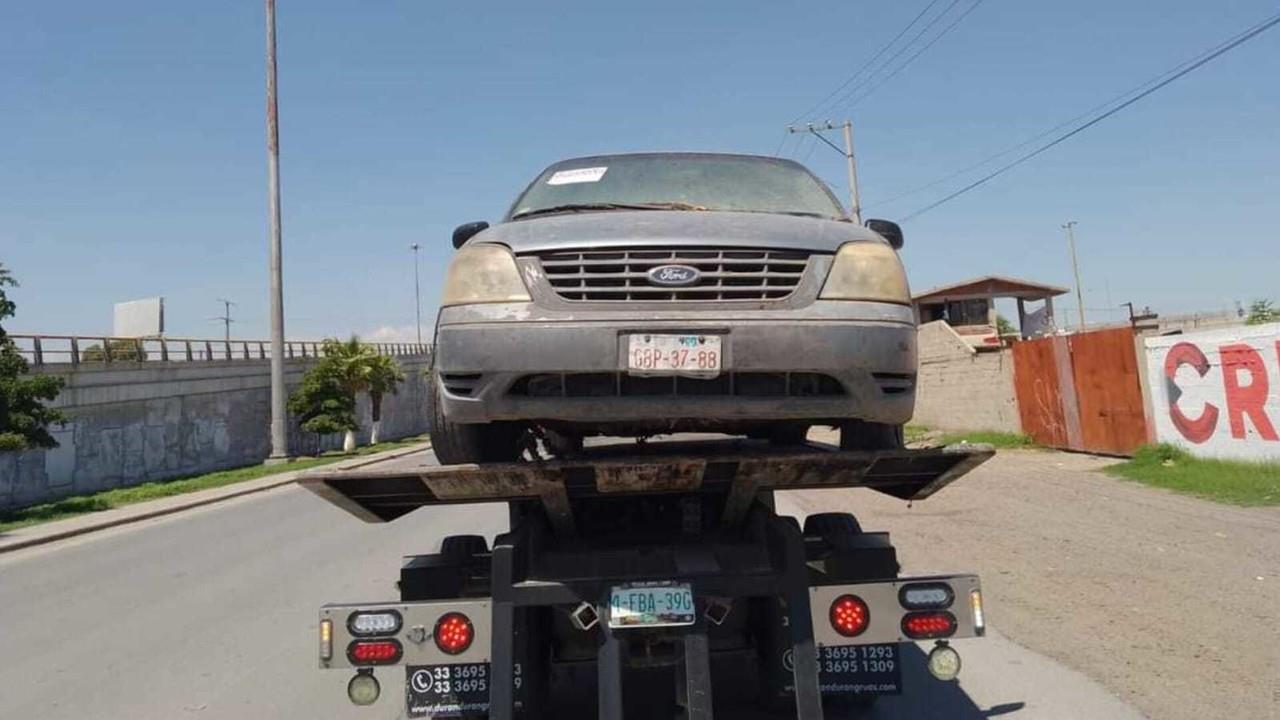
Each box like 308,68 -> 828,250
429,379 -> 523,464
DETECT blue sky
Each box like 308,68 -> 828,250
2,1 -> 1277,340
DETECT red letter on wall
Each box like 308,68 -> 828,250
1220,344 -> 1278,441
1163,342 -> 1218,444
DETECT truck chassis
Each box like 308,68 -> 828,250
303,438 -> 993,719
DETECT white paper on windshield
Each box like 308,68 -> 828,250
547,167 -> 608,185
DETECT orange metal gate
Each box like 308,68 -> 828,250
1012,327 -> 1149,455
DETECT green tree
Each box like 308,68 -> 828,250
1245,299 -> 1279,326
365,353 -> 406,444
0,263 -> 67,451
288,336 -> 405,452
996,314 -> 1017,337
80,339 -> 144,362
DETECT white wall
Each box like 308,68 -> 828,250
913,321 -> 1021,433
1144,323 -> 1280,461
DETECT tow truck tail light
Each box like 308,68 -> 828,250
347,639 -> 403,665
902,611 -> 957,639
348,610 -> 402,636
828,594 -> 870,637
970,589 -> 985,635
320,619 -> 333,661
899,582 -> 955,610
434,612 -> 475,654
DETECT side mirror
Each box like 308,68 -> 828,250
865,219 -> 904,250
452,221 -> 490,249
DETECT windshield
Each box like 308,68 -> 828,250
508,154 -> 846,220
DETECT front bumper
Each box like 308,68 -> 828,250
434,300 -> 916,426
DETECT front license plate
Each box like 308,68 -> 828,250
608,582 -> 696,629
406,664 -> 490,718
627,334 -> 722,377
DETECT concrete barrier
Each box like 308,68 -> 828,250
0,354 -> 431,510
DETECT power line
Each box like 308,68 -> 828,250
899,10 -> 1280,222
818,0 -> 968,117
868,12 -> 1262,210
789,0 -> 945,124
839,0 -> 986,111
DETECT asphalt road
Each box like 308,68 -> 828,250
0,448 -> 1145,720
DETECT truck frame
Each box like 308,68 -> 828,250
302,437 -> 993,719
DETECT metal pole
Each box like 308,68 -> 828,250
842,120 -> 862,224
1063,221 -> 1085,330
410,243 -> 422,345
265,0 -> 288,460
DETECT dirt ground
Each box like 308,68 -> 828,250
779,445 -> 1280,720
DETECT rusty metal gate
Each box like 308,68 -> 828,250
1012,326 -> 1149,455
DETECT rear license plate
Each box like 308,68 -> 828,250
608,582 -> 696,629
406,664 -> 490,718
627,334 -> 722,377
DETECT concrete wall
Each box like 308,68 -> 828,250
0,354 -> 431,510
912,321 -> 1021,433
1143,323 -> 1280,461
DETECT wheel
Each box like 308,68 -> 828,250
839,420 -> 904,451
429,377 -> 523,464
439,534 -> 489,563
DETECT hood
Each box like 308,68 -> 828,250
470,210 -> 884,254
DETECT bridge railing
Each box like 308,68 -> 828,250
6,334 -> 431,367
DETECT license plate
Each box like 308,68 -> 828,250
627,334 -> 722,377
406,664 -> 490,718
608,582 -> 696,629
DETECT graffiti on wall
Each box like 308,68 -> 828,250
1144,323 -> 1280,461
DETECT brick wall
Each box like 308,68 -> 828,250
913,321 -> 1021,433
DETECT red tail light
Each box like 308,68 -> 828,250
828,595 -> 870,637
434,612 -> 475,655
902,611 -> 957,639
347,639 -> 402,665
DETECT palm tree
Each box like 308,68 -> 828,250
365,354 -> 406,444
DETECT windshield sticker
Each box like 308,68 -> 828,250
547,167 -> 608,185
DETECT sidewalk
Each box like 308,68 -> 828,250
0,442 -> 430,555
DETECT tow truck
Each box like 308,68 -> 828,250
301,435 -> 992,718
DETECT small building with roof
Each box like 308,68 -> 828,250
912,275 -> 1068,348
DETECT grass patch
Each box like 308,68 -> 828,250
1104,444 -> 1280,506
904,425 -> 931,444
0,435 -> 427,534
934,430 -> 1037,449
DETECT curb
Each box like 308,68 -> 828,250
0,444 -> 429,555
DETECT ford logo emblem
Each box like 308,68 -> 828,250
647,265 -> 701,287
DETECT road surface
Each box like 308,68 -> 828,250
0,446 -> 1150,720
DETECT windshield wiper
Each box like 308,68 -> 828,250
511,202 -> 708,220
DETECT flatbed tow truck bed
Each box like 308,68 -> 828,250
301,439 -> 994,719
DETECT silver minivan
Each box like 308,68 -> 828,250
430,152 -> 915,463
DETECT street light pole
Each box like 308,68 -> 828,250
265,0 -> 288,460
410,243 -> 422,346
1062,221 -> 1085,330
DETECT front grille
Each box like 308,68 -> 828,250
532,247 -> 815,302
508,372 -> 845,398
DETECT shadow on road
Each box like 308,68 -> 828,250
857,644 -> 1026,719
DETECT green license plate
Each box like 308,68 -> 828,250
608,582 -> 696,629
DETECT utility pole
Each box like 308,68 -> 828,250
787,120 -> 862,223
264,0 -> 288,460
214,298 -> 236,341
1062,221 -> 1085,330
410,243 -> 422,346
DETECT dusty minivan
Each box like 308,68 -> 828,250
429,152 -> 915,464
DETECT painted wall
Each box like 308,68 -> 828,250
912,321 -> 1021,433
0,355 -> 431,510
1144,323 -> 1280,461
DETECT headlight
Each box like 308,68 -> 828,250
440,244 -> 532,307
818,242 -> 910,304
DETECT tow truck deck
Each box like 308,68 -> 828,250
301,438 -> 994,719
